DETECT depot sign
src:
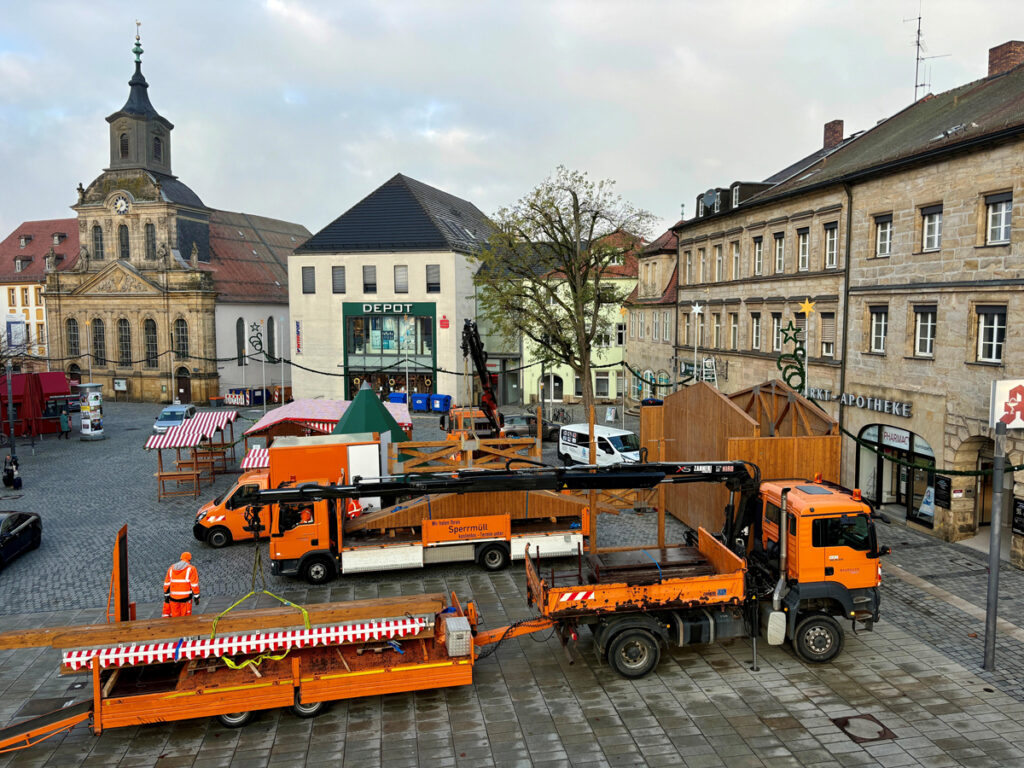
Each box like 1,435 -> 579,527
806,387 -> 912,418
343,302 -> 435,318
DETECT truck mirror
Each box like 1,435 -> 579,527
879,545 -> 891,556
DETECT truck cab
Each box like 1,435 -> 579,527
758,478 -> 888,662
194,469 -> 270,548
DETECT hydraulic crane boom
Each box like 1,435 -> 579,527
461,319 -> 502,436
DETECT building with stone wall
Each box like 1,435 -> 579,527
674,41 -> 1024,569
35,35 -> 307,403
623,227 -> 678,407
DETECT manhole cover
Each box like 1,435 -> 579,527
832,714 -> 896,743
15,697 -> 77,717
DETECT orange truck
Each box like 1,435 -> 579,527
250,461 -> 889,670
193,433 -> 383,548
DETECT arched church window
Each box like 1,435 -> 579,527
174,318 -> 189,360
145,223 -> 156,259
119,133 -> 129,159
118,225 -> 130,260
144,319 -> 158,368
92,226 -> 104,260
236,318 -> 245,366
153,136 -> 163,162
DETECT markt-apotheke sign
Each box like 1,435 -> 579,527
806,387 -> 912,418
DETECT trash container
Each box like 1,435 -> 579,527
388,392 -> 408,404
430,394 -> 452,413
411,393 -> 431,413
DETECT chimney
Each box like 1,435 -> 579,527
989,41 -> 1024,77
823,119 -> 844,150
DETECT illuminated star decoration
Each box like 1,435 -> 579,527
780,320 -> 803,345
799,297 -> 816,315
248,321 -> 264,353
690,302 -> 703,315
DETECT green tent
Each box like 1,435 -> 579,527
332,382 -> 409,444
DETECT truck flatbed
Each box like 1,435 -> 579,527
587,546 -> 716,585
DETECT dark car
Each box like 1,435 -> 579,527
0,511 -> 41,570
503,413 -> 562,441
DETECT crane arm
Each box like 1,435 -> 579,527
461,319 -> 502,436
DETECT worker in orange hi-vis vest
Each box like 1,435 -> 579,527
162,552 -> 200,617
345,497 -> 363,520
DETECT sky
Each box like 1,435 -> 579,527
1,0 -> 1021,242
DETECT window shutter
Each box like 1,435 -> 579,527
794,314 -> 807,341
425,264 -> 441,292
921,204 -> 942,216
985,192 -> 1012,205
873,213 -> 892,224
821,312 -> 836,342
301,266 -> 315,294
363,265 -> 376,291
331,266 -> 346,294
394,265 -> 409,293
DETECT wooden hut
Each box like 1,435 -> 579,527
654,379 -> 839,533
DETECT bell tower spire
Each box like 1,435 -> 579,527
105,22 -> 174,176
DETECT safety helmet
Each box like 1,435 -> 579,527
180,552 -> 192,562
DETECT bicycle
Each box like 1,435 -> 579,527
551,406 -> 571,424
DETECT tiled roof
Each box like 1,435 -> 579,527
0,218 -> 79,283
641,227 -> 678,255
206,211 -> 311,303
297,173 -> 495,255
750,63 -> 1024,204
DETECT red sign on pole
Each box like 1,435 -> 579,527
440,315 -> 450,329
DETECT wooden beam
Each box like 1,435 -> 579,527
0,593 -> 447,651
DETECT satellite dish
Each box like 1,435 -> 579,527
702,189 -> 717,208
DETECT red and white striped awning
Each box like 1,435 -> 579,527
191,410 -> 238,435
299,421 -> 334,434
61,615 -> 431,671
145,423 -> 207,450
240,446 -> 269,470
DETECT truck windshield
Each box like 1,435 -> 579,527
608,434 -> 640,452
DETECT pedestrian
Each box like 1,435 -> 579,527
59,407 -> 71,440
2,455 -> 17,489
162,552 -> 200,617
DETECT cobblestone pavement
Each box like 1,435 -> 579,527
2,403 -> 1024,766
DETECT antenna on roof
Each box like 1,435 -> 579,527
904,2 -> 949,102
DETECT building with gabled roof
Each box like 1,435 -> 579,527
33,33 -> 309,403
0,219 -> 78,370
290,173 -> 495,400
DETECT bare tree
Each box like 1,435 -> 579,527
473,167 -> 654,416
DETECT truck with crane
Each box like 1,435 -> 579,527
0,460 -> 888,752
442,320 -> 505,440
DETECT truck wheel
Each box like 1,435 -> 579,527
217,711 -> 254,728
793,614 -> 844,663
478,543 -> 510,572
557,451 -> 570,465
292,692 -> 326,719
303,556 -> 334,585
607,630 -> 661,679
207,527 -> 231,549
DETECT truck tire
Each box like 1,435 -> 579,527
217,711 -> 255,728
478,543 -> 510,572
207,527 -> 231,549
793,613 -> 844,663
557,451 -> 570,465
292,692 -> 326,718
607,629 -> 661,679
302,556 -> 335,585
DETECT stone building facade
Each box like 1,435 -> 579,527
39,35 -> 306,403
623,228 -> 678,407
674,41 -> 1024,568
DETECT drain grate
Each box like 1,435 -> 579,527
832,714 -> 897,744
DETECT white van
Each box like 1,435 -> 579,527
557,424 -> 641,466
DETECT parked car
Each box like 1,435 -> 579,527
153,404 -> 198,434
503,413 -> 562,441
0,511 -> 41,570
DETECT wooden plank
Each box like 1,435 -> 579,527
0,593 -> 447,651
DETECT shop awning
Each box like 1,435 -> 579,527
240,446 -> 269,470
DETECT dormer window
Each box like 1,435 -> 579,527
153,136 -> 163,162
714,191 -> 721,213
15,259 -> 24,273
119,133 -> 129,159
18,235 -> 31,248
698,199 -> 705,217
732,186 -> 740,207
52,233 -> 66,246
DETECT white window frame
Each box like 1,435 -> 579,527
821,312 -> 835,358
774,235 -> 785,273
714,191 -> 721,213
684,251 -> 692,285
712,313 -> 721,349
870,308 -> 888,354
987,199 -> 1012,245
698,199 -> 705,217
698,249 -> 706,282
751,313 -> 762,351
977,308 -> 1006,363
595,371 -> 610,398
653,310 -> 661,341
616,322 -> 626,346
771,313 -> 782,352
697,314 -> 706,347
797,230 -> 809,271
729,313 -> 738,350
684,314 -> 691,346
825,226 -> 838,268
732,186 -> 739,207
730,241 -> 739,280
629,312 -> 635,339
662,310 -> 670,342
638,312 -> 645,340
922,209 -> 942,252
875,218 -> 892,257
753,239 -> 763,275
714,245 -> 723,281
915,308 -> 936,357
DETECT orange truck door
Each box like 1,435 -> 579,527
815,514 -> 876,590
